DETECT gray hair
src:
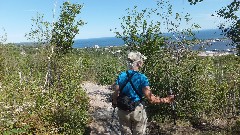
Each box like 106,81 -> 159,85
127,51 -> 146,69
128,52 -> 146,62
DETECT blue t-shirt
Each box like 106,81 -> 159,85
116,70 -> 150,102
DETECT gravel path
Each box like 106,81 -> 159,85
81,81 -> 120,135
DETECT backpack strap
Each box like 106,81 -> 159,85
119,71 -> 136,93
127,71 -> 142,101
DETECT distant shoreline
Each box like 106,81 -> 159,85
197,50 -> 237,57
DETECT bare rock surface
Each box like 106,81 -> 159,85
81,81 -> 120,135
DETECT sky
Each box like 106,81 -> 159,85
0,0 -> 233,43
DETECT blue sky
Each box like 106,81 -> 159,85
0,0 -> 232,43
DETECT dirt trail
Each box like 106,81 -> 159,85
81,81 -> 120,135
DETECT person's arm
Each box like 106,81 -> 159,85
143,86 -> 174,104
112,84 -> 120,107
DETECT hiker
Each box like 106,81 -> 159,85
112,51 -> 174,135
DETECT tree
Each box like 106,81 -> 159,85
26,1 -> 85,55
114,0 -> 200,59
51,1 -> 85,54
25,1 -> 86,89
114,0 -> 203,123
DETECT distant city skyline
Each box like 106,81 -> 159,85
0,0 -> 232,43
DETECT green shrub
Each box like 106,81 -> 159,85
0,45 -> 90,134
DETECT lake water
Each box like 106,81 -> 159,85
73,29 -> 236,51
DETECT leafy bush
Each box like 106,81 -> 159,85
0,45 -> 90,134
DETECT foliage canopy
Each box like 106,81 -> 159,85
26,1 -> 85,55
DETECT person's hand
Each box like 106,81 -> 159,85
166,95 -> 175,103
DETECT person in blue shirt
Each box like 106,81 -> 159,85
112,51 -> 174,135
